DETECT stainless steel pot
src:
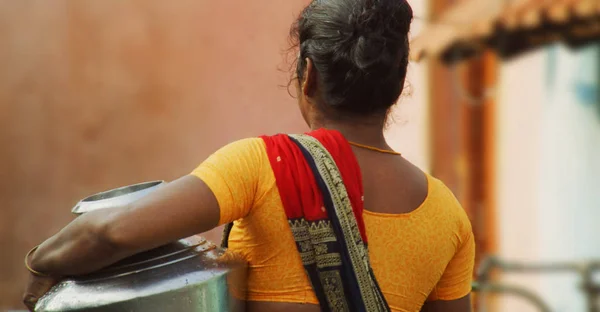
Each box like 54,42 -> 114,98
35,181 -> 247,312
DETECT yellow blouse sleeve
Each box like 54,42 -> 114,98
190,138 -> 267,225
428,212 -> 476,301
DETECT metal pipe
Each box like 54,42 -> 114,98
473,281 -> 552,312
475,256 -> 600,312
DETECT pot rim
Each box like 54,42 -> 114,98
71,180 -> 166,215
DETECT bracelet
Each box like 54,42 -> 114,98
24,245 -> 53,277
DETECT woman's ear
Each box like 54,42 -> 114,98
302,58 -> 316,98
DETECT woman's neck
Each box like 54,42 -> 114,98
310,118 -> 390,150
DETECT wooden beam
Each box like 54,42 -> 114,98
428,1 -> 498,310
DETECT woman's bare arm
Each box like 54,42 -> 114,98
29,175 -> 219,276
420,295 -> 472,312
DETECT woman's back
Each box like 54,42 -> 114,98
193,138 -> 474,312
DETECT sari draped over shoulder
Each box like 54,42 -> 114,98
252,129 -> 390,312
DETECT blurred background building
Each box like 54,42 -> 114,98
0,0 -> 598,311
414,0 -> 600,311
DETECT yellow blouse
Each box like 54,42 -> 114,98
191,138 -> 475,312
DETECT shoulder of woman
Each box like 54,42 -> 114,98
426,174 -> 472,228
208,137 -> 267,159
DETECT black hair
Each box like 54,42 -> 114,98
290,0 -> 413,119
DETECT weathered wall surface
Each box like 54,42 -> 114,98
0,1 -> 308,308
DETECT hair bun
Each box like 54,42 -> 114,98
349,0 -> 412,38
345,0 -> 413,72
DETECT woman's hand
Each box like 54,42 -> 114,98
22,273 -> 60,311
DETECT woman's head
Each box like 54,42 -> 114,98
291,0 -> 413,127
